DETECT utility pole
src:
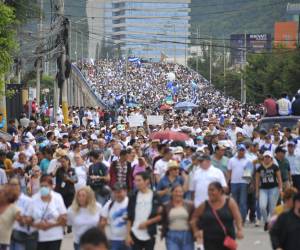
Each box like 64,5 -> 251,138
36,0 -> 43,108
209,37 -> 212,84
223,39 -> 226,95
57,0 -> 69,124
241,32 -> 247,104
0,75 -> 7,131
81,31 -> 83,62
69,21 -> 72,61
75,23 -> 78,62
125,49 -> 129,80
196,25 -> 200,72
174,24 -> 177,64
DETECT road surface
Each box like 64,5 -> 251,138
62,224 -> 272,250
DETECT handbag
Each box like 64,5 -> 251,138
11,230 -> 28,242
210,203 -> 238,250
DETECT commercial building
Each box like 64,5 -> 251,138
110,0 -> 191,65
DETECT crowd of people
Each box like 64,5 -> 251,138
0,60 -> 300,250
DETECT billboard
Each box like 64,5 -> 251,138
274,21 -> 298,49
230,33 -> 272,65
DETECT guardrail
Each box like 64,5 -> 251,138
71,64 -> 107,108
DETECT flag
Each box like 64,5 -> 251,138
128,57 -> 141,66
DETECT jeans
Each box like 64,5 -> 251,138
256,199 -> 261,221
10,231 -> 38,250
259,187 -> 279,223
231,183 -> 248,221
10,242 -> 25,250
110,240 -> 129,250
74,243 -> 80,250
165,230 -> 194,250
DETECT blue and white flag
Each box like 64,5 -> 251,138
128,57 -> 141,66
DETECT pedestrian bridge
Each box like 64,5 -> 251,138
67,64 -> 106,108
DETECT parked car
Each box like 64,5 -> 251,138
258,116 -> 300,132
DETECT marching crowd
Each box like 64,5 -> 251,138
0,60 -> 300,250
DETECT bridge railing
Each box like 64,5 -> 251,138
71,64 -> 107,108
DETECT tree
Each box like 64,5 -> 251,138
4,0 -> 40,22
0,3 -> 17,88
245,48 -> 300,103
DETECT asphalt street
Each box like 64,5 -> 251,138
61,224 -> 272,250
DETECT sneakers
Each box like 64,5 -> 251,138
255,220 -> 261,227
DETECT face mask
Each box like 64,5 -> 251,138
40,187 -> 50,197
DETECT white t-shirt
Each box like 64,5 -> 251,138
14,193 -> 35,233
25,145 -> 36,159
277,98 -> 291,116
74,165 -> 88,191
47,159 -> 60,175
0,168 -> 7,185
101,197 -> 128,241
131,191 -> 153,241
154,159 -> 169,178
12,161 -> 26,169
28,191 -> 67,242
67,203 -> 102,244
227,156 -> 252,184
192,166 -> 227,207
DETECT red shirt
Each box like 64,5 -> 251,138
264,98 -> 277,116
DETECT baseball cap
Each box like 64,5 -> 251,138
287,141 -> 296,146
237,144 -> 246,151
263,151 -> 273,158
112,182 -> 127,191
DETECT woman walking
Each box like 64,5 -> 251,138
255,151 -> 283,231
0,184 -> 21,250
161,184 -> 194,250
67,186 -> 102,250
28,175 -> 67,250
191,182 -> 243,250
54,156 -> 78,208
157,160 -> 188,203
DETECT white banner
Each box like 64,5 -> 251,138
147,115 -> 164,126
128,115 -> 145,127
28,87 -> 36,101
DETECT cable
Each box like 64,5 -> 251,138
73,27 -> 297,55
46,0 -> 285,19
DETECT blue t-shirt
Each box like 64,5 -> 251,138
40,158 -> 50,174
157,175 -> 184,203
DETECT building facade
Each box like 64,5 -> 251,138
110,0 -> 191,65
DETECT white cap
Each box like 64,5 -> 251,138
263,151 -> 273,158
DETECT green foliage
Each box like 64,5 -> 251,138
0,3 -> 17,73
189,47 -> 300,103
5,0 -> 40,23
26,72 -> 55,89
245,49 -> 300,103
0,3 -> 17,92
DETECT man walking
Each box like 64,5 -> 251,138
228,144 -> 253,222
